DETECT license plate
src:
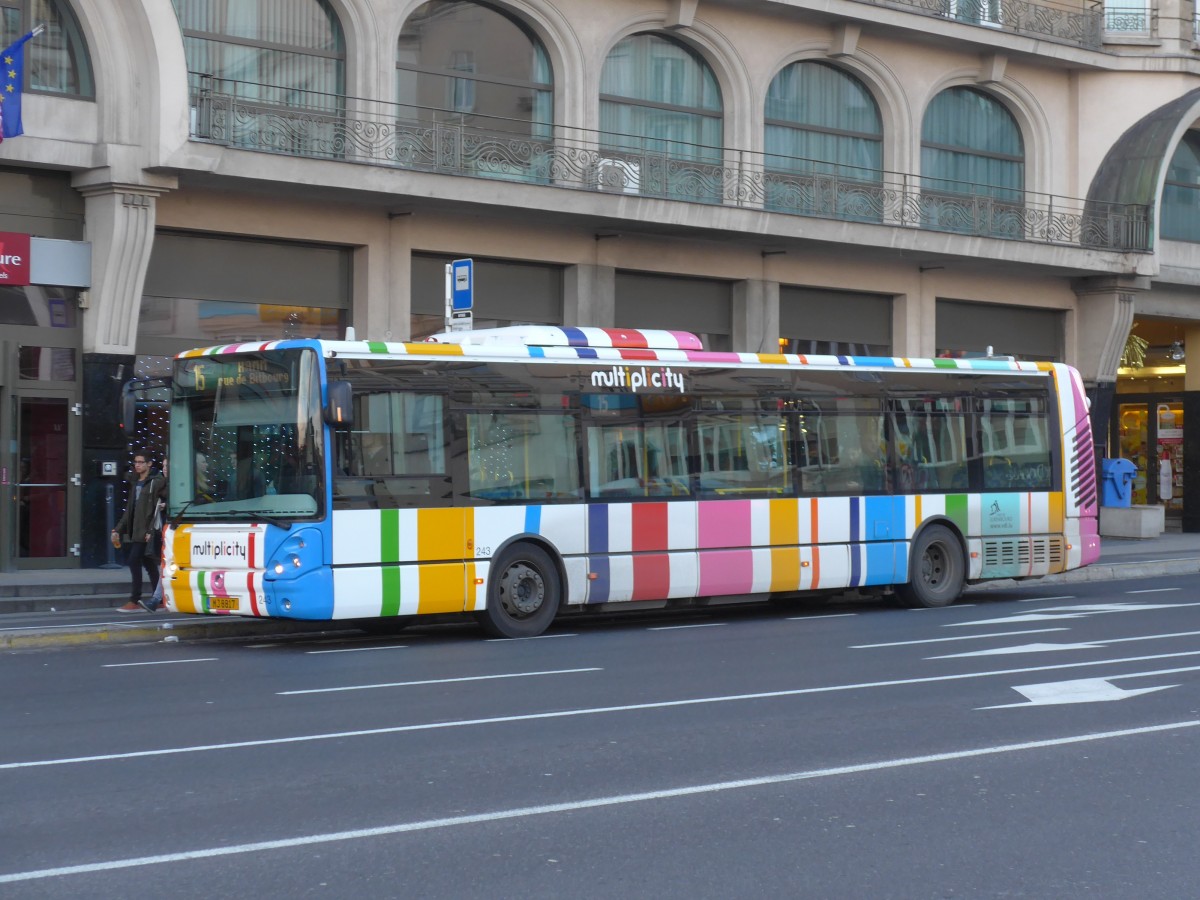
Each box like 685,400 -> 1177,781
209,596 -> 238,611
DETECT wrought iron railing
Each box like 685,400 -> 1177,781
1103,5 -> 1154,35
189,77 -> 1152,253
847,0 -> 1104,50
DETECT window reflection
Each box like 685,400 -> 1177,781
140,296 -> 345,345
0,285 -> 78,327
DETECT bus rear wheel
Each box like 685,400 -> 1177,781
897,524 -> 964,609
477,543 -> 561,638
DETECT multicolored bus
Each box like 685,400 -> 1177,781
162,326 -> 1099,637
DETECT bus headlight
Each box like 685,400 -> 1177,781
272,554 -> 303,575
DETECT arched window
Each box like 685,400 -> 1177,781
1162,131 -> 1200,242
1,0 -> 94,97
396,1 -> 552,182
599,33 -> 722,200
921,87 -> 1024,236
764,61 -> 882,220
173,0 -> 345,151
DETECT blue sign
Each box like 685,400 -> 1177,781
451,259 -> 473,311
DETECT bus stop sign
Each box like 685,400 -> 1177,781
449,258 -> 473,331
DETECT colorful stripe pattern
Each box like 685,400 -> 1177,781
165,335 -> 1097,619
178,333 -> 1057,375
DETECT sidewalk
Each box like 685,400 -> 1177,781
0,532 -> 1196,650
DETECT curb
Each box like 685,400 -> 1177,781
0,617 -> 356,651
968,557 -> 1200,592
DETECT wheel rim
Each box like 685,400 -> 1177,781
921,542 -> 949,590
498,561 -> 545,619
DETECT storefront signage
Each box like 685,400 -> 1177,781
0,231 -> 30,286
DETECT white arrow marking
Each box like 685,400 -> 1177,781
947,613 -> 1088,626
981,678 -> 1177,708
947,602 -> 1196,628
930,642 -> 1104,659
1041,603 -> 1184,613
932,629 -> 1200,658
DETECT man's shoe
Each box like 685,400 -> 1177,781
137,599 -> 158,612
116,602 -> 141,612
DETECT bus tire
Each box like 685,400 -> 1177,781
477,543 -> 561,638
897,524 -> 965,609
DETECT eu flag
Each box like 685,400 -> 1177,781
0,31 -> 34,143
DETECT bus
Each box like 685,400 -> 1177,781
161,326 -> 1100,638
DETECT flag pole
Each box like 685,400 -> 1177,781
31,24 -> 45,38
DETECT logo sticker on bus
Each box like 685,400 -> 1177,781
591,365 -> 686,393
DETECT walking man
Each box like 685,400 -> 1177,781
111,452 -> 167,612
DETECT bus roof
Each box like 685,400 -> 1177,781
176,330 -> 1056,375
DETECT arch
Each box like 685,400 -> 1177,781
387,0 -> 584,134
394,2 -> 553,133
1086,86 -> 1200,248
765,61 -> 882,174
917,70 -> 1050,197
593,13 -> 751,152
921,85 -> 1023,195
1162,130 -> 1200,241
6,0 -> 95,97
763,60 -> 883,221
172,0 -> 346,102
761,46 -> 908,173
597,30 -> 723,200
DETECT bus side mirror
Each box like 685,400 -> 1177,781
324,380 -> 354,428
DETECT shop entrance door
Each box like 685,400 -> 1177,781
1116,400 -> 1184,517
11,393 -> 80,569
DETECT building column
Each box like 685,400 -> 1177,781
731,279 -> 779,353
1073,275 -> 1148,457
75,177 -> 175,354
564,264 -> 615,327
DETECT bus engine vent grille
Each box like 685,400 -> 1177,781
983,539 -> 1029,567
983,538 -> 1064,570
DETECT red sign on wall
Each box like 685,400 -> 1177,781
0,231 -> 31,286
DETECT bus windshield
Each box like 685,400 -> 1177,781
169,348 -> 325,520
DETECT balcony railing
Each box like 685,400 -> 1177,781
1103,5 -> 1154,35
847,0 -> 1104,50
189,77 -> 1152,253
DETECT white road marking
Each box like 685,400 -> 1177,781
0,619 -> 163,632
9,648 -> 1200,771
1127,588 -> 1182,594
982,678 -> 1176,708
305,645 -> 408,655
278,667 -> 602,696
931,629 -> 1200,659
484,633 -> 578,642
787,613 -> 858,620
102,658 -> 217,668
1018,595 -> 1075,603
2,719 -> 1196,885
853,628 -> 1069,649
946,602 -> 1198,627
648,623 -> 725,631
932,642 -> 1103,658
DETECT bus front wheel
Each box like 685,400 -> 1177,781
477,543 -> 561,638
897,525 -> 965,609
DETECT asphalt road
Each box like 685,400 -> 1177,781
2,577 -> 1199,899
